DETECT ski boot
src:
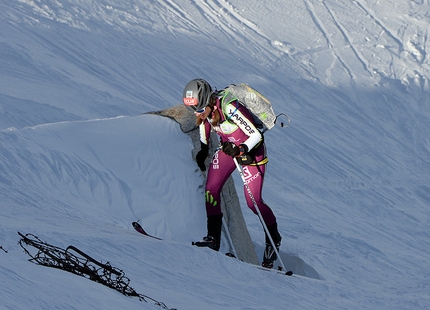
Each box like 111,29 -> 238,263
262,222 -> 282,269
262,241 -> 281,268
193,236 -> 219,250
193,214 -> 223,251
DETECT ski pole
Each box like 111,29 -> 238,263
221,215 -> 237,258
233,158 -> 287,271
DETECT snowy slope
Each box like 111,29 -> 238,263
1,0 -> 430,309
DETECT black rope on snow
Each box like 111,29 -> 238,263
18,232 -> 176,310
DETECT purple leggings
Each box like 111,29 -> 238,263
205,149 -> 276,226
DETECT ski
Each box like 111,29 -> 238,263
193,243 -> 294,276
256,265 -> 293,276
223,252 -> 293,276
191,240 -> 213,247
132,222 -> 162,240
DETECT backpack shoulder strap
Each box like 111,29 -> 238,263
219,89 -> 240,122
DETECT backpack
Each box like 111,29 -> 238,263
219,83 -> 276,130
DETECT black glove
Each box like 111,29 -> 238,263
196,142 -> 209,171
222,141 -> 248,158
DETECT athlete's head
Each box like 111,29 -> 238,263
183,79 -> 213,113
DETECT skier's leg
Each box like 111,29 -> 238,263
205,150 -> 236,215
204,150 -> 236,250
241,164 -> 282,267
242,164 -> 277,227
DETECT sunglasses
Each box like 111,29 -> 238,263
194,107 -> 206,114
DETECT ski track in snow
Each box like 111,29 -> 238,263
293,0 -> 430,96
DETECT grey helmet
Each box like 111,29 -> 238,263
183,79 -> 213,112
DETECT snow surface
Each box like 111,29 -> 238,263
1,0 -> 430,309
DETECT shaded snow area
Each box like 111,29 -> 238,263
1,0 -> 430,309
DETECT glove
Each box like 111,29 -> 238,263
196,142 -> 209,171
222,142 -> 248,158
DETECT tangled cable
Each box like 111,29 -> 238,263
18,232 -> 176,310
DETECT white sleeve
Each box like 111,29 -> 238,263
199,122 -> 209,145
228,103 -> 262,150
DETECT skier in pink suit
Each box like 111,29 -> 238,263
183,78 -> 282,268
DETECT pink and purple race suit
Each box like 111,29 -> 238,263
200,97 -> 277,226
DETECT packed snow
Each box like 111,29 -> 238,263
1,0 -> 429,309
